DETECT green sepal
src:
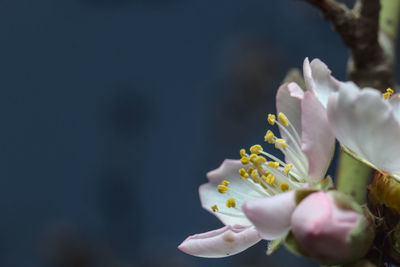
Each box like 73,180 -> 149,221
347,211 -> 375,263
283,231 -> 309,258
340,145 -> 377,172
294,188 -> 318,205
331,190 -> 364,214
314,176 -> 335,191
266,237 -> 284,255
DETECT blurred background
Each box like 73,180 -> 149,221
0,0 -> 371,266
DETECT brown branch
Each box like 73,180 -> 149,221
305,0 -> 393,90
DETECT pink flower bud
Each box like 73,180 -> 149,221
290,191 -> 374,265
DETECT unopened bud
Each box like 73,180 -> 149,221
289,191 -> 374,265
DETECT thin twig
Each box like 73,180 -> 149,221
304,0 -> 392,89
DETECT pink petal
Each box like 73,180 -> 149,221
241,191 -> 296,240
327,86 -> 400,175
303,58 -> 340,108
291,192 -> 360,261
200,159 -> 263,226
178,225 -> 261,258
301,91 -> 335,182
276,82 -> 304,145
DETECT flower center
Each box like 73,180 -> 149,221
210,112 -> 311,217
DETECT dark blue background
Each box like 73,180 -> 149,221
0,0 -> 360,266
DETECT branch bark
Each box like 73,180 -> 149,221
305,0 -> 394,89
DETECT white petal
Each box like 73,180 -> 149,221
327,87 -> 400,175
389,93 -> 400,122
200,159 -> 265,226
241,191 -> 296,240
276,82 -> 304,141
303,58 -> 341,108
301,91 -> 335,181
178,225 -> 261,258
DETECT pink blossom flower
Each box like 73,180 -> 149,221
327,82 -> 400,181
291,191 -> 373,265
242,58 -> 337,240
178,159 -> 262,258
179,58 -> 337,258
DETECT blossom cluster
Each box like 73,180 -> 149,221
178,58 -> 399,264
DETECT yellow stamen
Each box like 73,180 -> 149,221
283,167 -> 290,174
211,205 -> 218,212
218,185 -> 229,193
250,144 -> 263,154
247,167 -> 254,174
249,154 -> 258,163
240,157 -> 250,165
251,170 -> 260,183
264,130 -> 275,144
383,92 -> 391,99
221,180 -> 230,186
278,112 -> 290,126
240,148 -> 246,157
280,182 -> 289,192
275,138 -> 288,148
255,155 -> 267,165
288,163 -> 293,168
262,174 -> 275,185
239,168 -> 249,179
387,88 -> 394,94
226,198 -> 236,208
267,114 -> 276,125
268,161 -> 279,168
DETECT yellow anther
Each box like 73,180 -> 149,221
218,185 -> 229,194
251,170 -> 260,184
268,161 -> 279,168
221,180 -> 230,186
240,157 -> 250,165
240,148 -> 246,157
226,198 -> 236,208
283,167 -> 290,174
267,114 -> 276,125
288,163 -> 293,168
275,138 -> 288,149
262,174 -> 275,185
280,182 -> 289,192
247,167 -> 254,174
249,154 -> 258,163
255,156 -> 267,165
387,88 -> 394,94
211,205 -> 218,212
239,168 -> 249,179
398,95 -> 400,101
250,144 -> 263,154
278,112 -> 290,126
264,130 -> 275,144
383,92 -> 391,99
251,169 -> 260,180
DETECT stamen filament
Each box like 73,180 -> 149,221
240,176 -> 270,197
259,151 -> 302,179
225,186 -> 255,199
275,120 -> 303,155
